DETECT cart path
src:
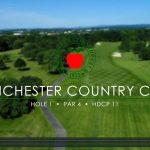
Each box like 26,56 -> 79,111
40,75 -> 67,150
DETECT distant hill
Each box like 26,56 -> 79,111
0,24 -> 150,33
94,24 -> 150,30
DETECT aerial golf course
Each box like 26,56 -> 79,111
0,42 -> 150,150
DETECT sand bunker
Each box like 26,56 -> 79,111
112,52 -> 122,58
96,42 -> 101,46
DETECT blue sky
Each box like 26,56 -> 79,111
0,0 -> 150,29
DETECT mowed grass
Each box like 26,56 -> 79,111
50,42 -> 150,150
0,108 -> 54,150
113,51 -> 150,84
0,49 -> 59,85
0,49 -> 57,150
0,107 -> 54,137
1,44 -> 150,150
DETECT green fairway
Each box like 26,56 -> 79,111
50,42 -> 150,150
114,51 -> 150,84
0,43 -> 150,150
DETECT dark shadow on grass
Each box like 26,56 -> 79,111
27,58 -> 37,61
0,66 -> 10,70
48,71 -> 61,74
18,67 -> 30,71
48,69 -> 67,75
5,60 -> 13,63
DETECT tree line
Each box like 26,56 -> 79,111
119,30 -> 150,60
1,30 -> 150,70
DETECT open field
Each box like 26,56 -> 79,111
0,107 -> 54,150
114,51 -> 150,84
0,49 -> 56,150
0,43 -> 150,150
0,107 -> 54,137
0,49 -> 57,137
50,42 -> 150,150
0,49 -> 59,85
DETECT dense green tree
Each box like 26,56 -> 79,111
139,46 -> 150,60
14,58 -> 27,70
13,39 -> 24,49
0,78 -> 20,96
20,76 -> 43,87
0,54 -> 11,62
48,49 -> 66,74
0,96 -> 36,119
21,98 -> 36,114
119,39 -> 132,52
0,77 -> 38,119
37,52 -> 44,64
10,98 -> 22,118
21,43 -> 40,60
0,59 -> 7,70
132,41 -> 146,54
0,40 -> 9,51
0,99 -> 12,119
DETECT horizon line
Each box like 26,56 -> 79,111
0,23 -> 150,31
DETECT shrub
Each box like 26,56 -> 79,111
0,59 -> 8,70
139,47 -> 150,60
20,76 -> 43,94
20,76 -> 43,87
0,96 -> 36,119
0,77 -> 38,119
132,41 -> 146,54
14,58 -> 27,70
13,39 -> 24,49
0,54 -> 11,62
